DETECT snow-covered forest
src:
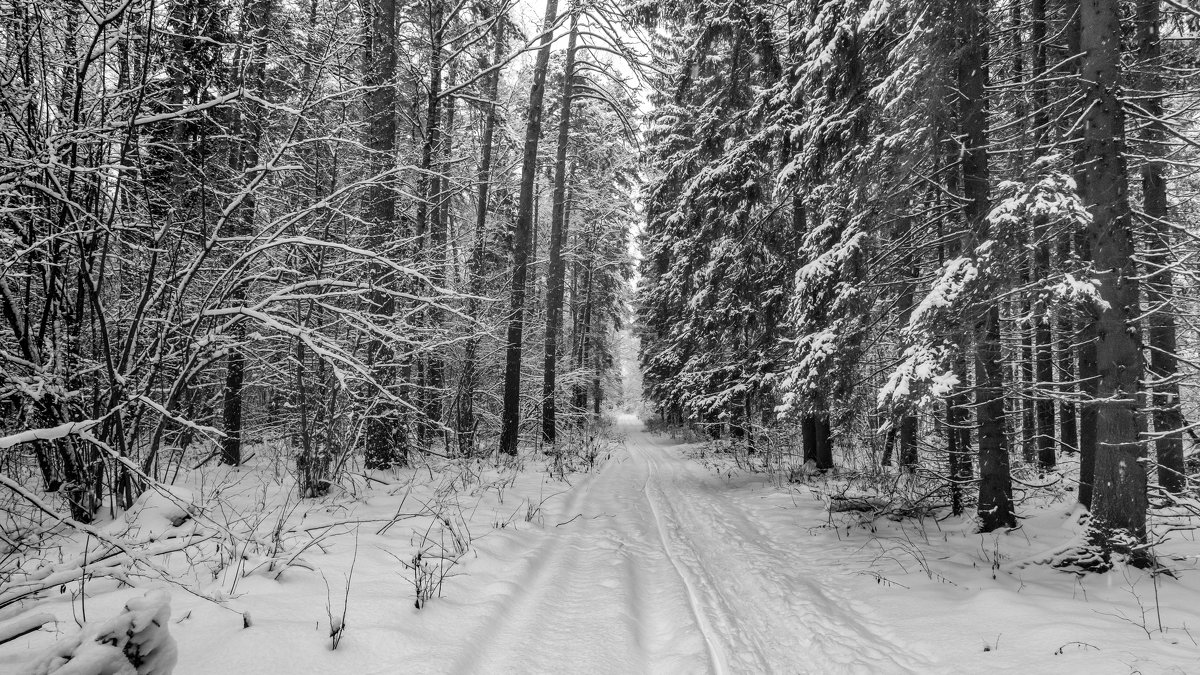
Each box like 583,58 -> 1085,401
4,0 -> 1200,672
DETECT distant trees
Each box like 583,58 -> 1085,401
498,0 -> 638,455
637,0 -> 1200,567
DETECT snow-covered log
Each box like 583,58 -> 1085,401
0,612 -> 55,646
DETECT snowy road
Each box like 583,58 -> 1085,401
453,417 -> 930,674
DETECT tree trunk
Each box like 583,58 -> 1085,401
414,0 -> 444,447
573,262 -> 594,413
1013,0 -> 1039,468
457,6 -> 505,456
1063,2 -> 1101,508
592,319 -> 603,418
1046,0 -> 1080,463
814,415 -> 833,470
499,0 -> 560,455
294,0 -> 331,496
960,0 -> 1015,532
895,217 -> 918,472
803,415 -> 817,466
1079,0 -> 1149,555
221,0 -> 274,466
429,15 -> 456,451
541,9 -> 578,448
1136,0 -> 1185,494
361,0 -> 403,469
936,83 -> 974,516
1026,0 -> 1058,473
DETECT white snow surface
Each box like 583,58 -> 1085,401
4,416 -> 1200,674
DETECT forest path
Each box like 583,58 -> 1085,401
452,416 -> 930,674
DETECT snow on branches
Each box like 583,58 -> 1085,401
777,199 -> 868,417
878,164 -> 1094,416
30,591 -> 177,675
987,169 -> 1091,247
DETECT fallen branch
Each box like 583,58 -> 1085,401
829,495 -> 890,513
0,612 -> 55,646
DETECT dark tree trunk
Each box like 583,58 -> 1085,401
1136,0 -> 1185,493
499,0 -> 560,455
947,396 -> 964,515
895,217 -> 918,472
1076,312 -> 1098,507
541,9 -> 578,448
1027,0 -> 1058,473
1056,252 -> 1080,458
1054,0 -> 1081,459
414,1 -> 444,447
1064,3 -> 1101,508
936,82 -> 974,515
1012,0 -> 1040,471
803,415 -> 817,466
573,263 -> 593,413
1032,272 -> 1057,471
430,19 -> 456,451
294,0 -> 331,496
414,3 -> 443,248
1020,342 -> 1037,466
960,0 -> 1015,532
361,0 -> 404,469
457,7 -> 505,456
221,0 -> 274,466
899,416 -> 917,471
1079,0 -> 1149,553
814,415 -> 833,470
882,426 -> 896,467
591,303 -> 603,418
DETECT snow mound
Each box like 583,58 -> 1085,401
118,487 -> 196,542
28,590 -> 177,675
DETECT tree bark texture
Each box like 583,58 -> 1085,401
1079,0 -> 1149,547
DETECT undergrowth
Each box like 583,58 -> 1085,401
0,424 -> 619,662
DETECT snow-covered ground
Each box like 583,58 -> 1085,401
4,416 -> 1200,673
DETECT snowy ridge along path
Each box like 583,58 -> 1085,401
453,416 -> 930,674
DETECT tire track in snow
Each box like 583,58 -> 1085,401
633,427 -> 932,674
451,418 -> 933,673
638,448 -> 785,672
451,442 -> 712,674
448,467 -> 609,675
640,458 -> 731,674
